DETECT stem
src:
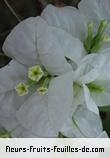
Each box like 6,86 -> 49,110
4,0 -> 21,22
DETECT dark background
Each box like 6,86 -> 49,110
0,0 -> 110,136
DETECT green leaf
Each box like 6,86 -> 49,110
99,106 -> 110,112
101,113 -> 110,137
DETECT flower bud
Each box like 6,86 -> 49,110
37,77 -> 51,95
37,87 -> 48,95
88,22 -> 94,38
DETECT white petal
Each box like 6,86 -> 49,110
72,105 -> 103,137
95,64 -> 110,83
11,125 -> 39,138
74,62 -> 99,84
48,71 -> 74,133
61,117 -> 84,138
0,123 -> 38,138
76,54 -> 106,84
83,84 -> 99,114
61,104 -> 103,138
42,5 -> 86,40
79,68 -> 100,84
0,60 -> 27,93
0,61 -> 30,135
79,0 -> 110,22
100,48 -> 110,60
0,90 -> 29,133
99,0 -> 110,19
3,17 -> 39,66
91,91 -> 110,107
37,18 -> 72,75
89,63 -> 110,107
0,115 -> 19,133
79,0 -> 105,23
51,27 -> 85,64
79,53 -> 106,69
73,84 -> 84,106
17,93 -> 56,137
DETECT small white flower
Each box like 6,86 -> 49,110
15,83 -> 28,96
28,65 -> 44,82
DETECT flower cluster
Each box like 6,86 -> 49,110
0,0 -> 110,138
15,65 -> 51,96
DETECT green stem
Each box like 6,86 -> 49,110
4,0 -> 21,22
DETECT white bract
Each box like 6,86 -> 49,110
0,4 -> 108,137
